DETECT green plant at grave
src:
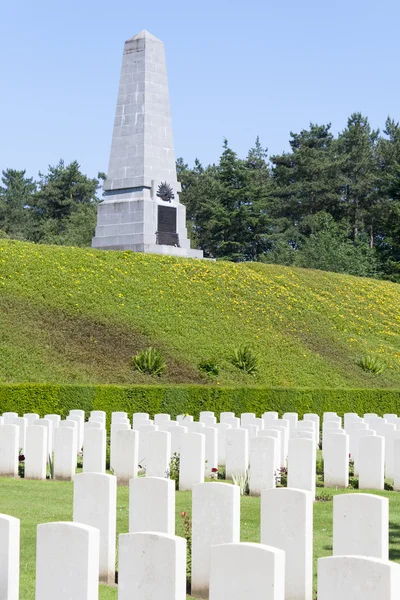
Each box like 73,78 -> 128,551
358,355 -> 386,375
167,452 -> 180,490
180,510 -> 192,588
198,357 -> 219,377
18,449 -> 25,478
232,469 -> 250,495
348,476 -> 359,489
132,347 -> 166,376
231,344 -> 259,375
47,454 -> 54,480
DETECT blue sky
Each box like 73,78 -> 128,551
1,0 -> 399,181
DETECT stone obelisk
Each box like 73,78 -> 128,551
92,31 -> 203,258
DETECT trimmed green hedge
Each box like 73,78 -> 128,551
0,384 -> 400,427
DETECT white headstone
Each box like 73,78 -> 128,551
73,473 -> 117,584
146,430 -> 171,478
209,542 -> 285,600
226,428 -> 248,480
118,532 -> 186,600
215,422 -> 230,467
249,436 -> 277,495
129,476 -> 175,535
324,432 -> 349,488
36,522 -> 99,600
25,426 -> 47,480
113,429 -> 138,484
261,488 -> 312,600
0,514 -> 19,600
83,428 -> 106,474
0,425 -> 18,477
54,425 -> 77,481
288,437 -> 316,499
318,555 -> 400,600
179,432 -> 205,491
191,482 -> 240,598
333,493 -> 388,559
33,418 -> 52,457
359,435 -> 385,490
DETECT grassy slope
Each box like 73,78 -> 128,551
1,478 -> 400,599
0,239 -> 400,387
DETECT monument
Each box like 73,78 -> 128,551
92,31 -> 203,258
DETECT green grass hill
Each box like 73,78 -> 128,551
0,239 -> 399,388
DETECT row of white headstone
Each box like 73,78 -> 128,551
0,478 -> 397,600
1,409 -> 400,494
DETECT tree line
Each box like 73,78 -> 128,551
1,112 -> 399,282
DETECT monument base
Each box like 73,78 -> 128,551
92,197 -> 204,259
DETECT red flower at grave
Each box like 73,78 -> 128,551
211,467 -> 218,473
19,454 -> 25,462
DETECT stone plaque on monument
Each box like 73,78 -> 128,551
92,30 -> 203,259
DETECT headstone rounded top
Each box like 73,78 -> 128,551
128,30 -> 162,42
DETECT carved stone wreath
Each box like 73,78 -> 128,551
156,182 -> 175,202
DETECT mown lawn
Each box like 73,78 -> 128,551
1,477 -> 400,599
0,239 -> 400,387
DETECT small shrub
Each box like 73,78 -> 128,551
275,467 -> 287,487
198,357 -> 219,376
316,490 -> 333,502
385,481 -> 394,491
167,453 -> 180,490
231,344 -> 259,375
358,355 -> 386,375
217,466 -> 226,480
232,469 -> 250,495
132,347 -> 166,376
349,476 -> 359,489
316,456 -> 324,476
18,452 -> 25,478
180,511 -> 192,589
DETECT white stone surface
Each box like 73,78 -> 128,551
113,429 -> 138,483
169,424 -> 187,457
333,493 -> 388,559
154,413 -> 171,425
249,435 -> 277,495
146,430 -> 171,478
0,425 -> 18,477
110,422 -> 130,471
134,423 -> 158,471
215,423 -> 230,467
0,514 -> 19,600
36,521 -> 99,600
69,410 -> 84,450
203,426 -> 218,476
2,413 -> 18,424
283,412 -> 298,431
226,427 -> 248,479
269,425 -> 288,468
112,412 -> 128,422
288,438 -> 316,499
129,476 -> 175,535
261,488 -> 313,600
384,429 -> 400,479
33,418 -> 52,457
23,413 -> 39,427
118,532 -> 186,600
261,429 -> 282,474
83,428 -> 106,474
73,473 -> 117,584
209,542 -> 285,600
92,31 -> 203,258
318,555 -> 400,600
223,416 -> 240,429
324,432 -> 349,488
54,425 -> 77,481
240,413 -> 256,426
359,435 -> 385,490
179,432 -> 205,491
12,416 -> 27,454
220,412 -> 235,424
25,426 -> 47,480
192,482 -> 240,598
90,410 -> 106,426
353,429 -> 376,476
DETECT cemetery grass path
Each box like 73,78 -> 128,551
1,239 -> 400,387
1,478 -> 400,598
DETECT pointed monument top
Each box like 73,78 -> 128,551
128,30 -> 162,43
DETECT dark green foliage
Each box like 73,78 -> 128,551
358,355 -> 386,375
231,345 -> 259,375
132,347 -> 166,376
1,383 -> 399,432
198,358 -> 219,376
168,453 -> 180,490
